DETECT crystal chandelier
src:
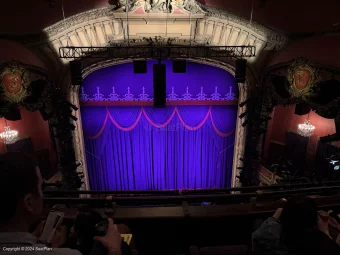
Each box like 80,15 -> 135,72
0,126 -> 19,144
297,119 -> 315,137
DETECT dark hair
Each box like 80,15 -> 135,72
0,152 -> 40,223
73,206 -> 103,255
280,196 -> 318,251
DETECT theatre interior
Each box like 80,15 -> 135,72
1,0 -> 340,254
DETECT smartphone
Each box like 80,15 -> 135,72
94,220 -> 109,236
39,210 -> 64,243
95,220 -> 133,245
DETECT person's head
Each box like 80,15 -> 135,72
0,152 -> 43,230
69,206 -> 103,255
70,206 -> 103,241
280,196 -> 318,250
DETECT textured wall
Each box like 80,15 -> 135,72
264,105 -> 336,166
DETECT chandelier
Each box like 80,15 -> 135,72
297,119 -> 315,137
0,126 -> 19,144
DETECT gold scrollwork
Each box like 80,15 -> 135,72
0,62 -> 30,103
287,58 -> 319,99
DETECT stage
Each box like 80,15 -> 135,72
79,60 -> 240,191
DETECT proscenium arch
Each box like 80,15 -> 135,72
23,3 -> 287,189
70,57 -> 249,189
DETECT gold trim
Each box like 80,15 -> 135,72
0,62 -> 30,103
287,58 -> 319,99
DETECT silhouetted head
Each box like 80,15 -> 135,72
70,206 -> 103,255
0,152 -> 43,231
280,196 -> 318,251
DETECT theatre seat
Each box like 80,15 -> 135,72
190,245 -> 249,255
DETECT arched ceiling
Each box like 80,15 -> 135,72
0,0 -> 339,35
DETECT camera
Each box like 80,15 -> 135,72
94,220 -> 109,236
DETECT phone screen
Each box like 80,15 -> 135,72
39,211 -> 64,243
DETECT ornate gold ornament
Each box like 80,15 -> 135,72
0,62 -> 30,103
287,58 -> 319,98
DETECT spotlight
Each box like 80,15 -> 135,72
239,99 -> 250,107
242,119 -> 249,127
335,165 -> 340,171
239,111 -> 249,119
69,115 -> 78,121
66,101 -> 79,111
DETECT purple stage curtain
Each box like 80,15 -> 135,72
81,106 -> 237,190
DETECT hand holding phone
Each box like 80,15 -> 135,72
91,219 -> 122,255
39,211 -> 64,244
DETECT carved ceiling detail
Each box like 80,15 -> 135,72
20,1 -> 286,69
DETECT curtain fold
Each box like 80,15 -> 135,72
82,106 -> 236,190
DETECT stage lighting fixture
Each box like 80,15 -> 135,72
133,60 -> 147,74
173,60 -> 186,73
235,59 -> 247,83
65,101 -> 78,111
239,99 -> 249,107
153,64 -> 166,107
69,114 -> 78,121
334,165 -> 340,171
70,61 -> 82,85
242,119 -> 249,127
239,111 -> 248,119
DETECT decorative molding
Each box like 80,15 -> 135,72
0,62 -> 30,104
22,3 -> 286,57
80,85 -> 236,102
0,61 -> 54,118
201,5 -> 287,46
43,7 -> 114,39
70,85 -> 90,191
111,0 -> 206,14
287,58 -> 319,99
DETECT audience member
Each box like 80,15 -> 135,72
67,206 -> 132,255
67,206 -> 105,254
0,152 -> 122,255
252,196 -> 340,255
